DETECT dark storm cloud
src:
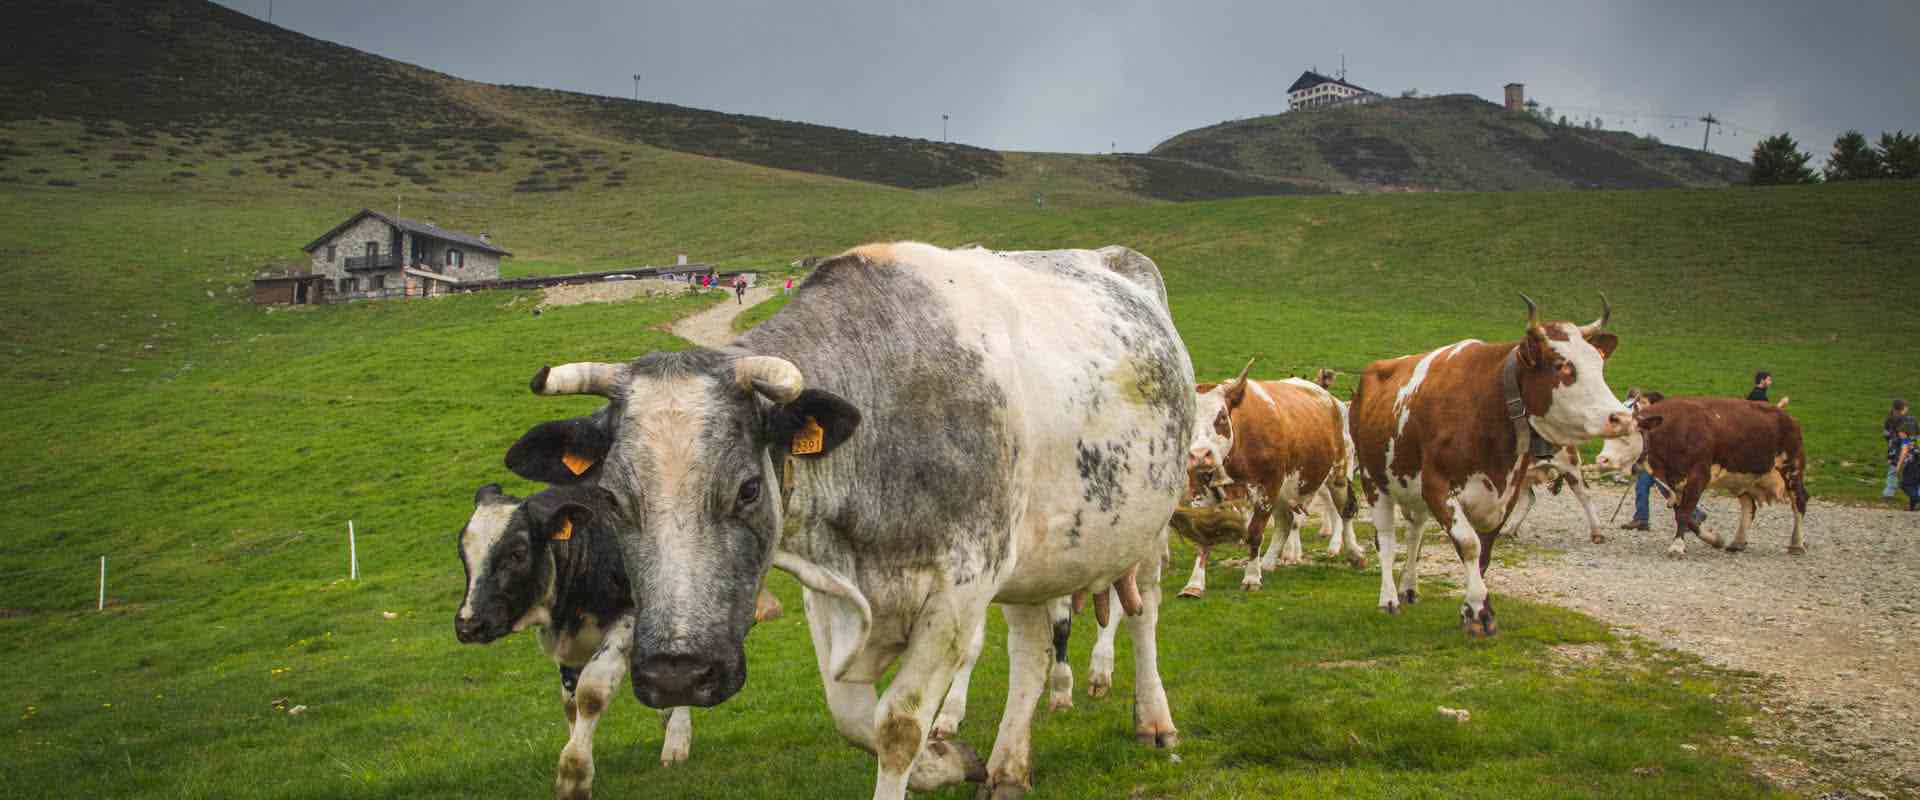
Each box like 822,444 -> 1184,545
224,1 -> 1918,159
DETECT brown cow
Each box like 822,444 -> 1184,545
1594,396 -> 1808,558
1181,369 -> 1358,597
1350,296 -> 1631,635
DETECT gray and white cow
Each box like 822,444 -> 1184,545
502,242 -> 1193,799
453,483 -> 688,799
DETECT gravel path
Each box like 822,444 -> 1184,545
671,286 -> 774,348
1487,481 -> 1920,796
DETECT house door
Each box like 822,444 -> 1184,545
294,282 -> 308,304
366,241 -> 379,261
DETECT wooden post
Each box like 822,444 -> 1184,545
348,521 -> 360,581
98,556 -> 106,611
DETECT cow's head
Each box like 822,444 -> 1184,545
1593,410 -> 1665,474
1187,359 -> 1255,503
1514,294 -> 1633,445
454,483 -> 603,644
505,351 -> 859,708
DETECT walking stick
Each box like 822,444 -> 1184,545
1607,485 -> 1630,523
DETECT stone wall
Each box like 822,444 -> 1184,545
308,215 -> 399,293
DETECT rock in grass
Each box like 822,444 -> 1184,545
1437,706 -> 1471,723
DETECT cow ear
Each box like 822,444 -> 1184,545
1636,414 -> 1664,432
1223,378 -> 1250,408
524,487 -> 600,542
1517,327 -> 1548,368
506,416 -> 612,484
771,389 -> 861,460
1586,332 -> 1619,360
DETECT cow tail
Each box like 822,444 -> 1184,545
1786,456 -> 1809,515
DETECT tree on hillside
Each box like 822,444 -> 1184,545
1750,133 -> 1820,185
1558,115 -> 1569,127
1824,130 -> 1883,181
1879,130 -> 1920,179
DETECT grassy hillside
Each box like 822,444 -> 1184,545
1153,94 -> 1748,192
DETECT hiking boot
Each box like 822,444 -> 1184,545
1620,520 -> 1650,531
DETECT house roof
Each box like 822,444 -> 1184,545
302,209 -> 512,256
1287,70 -> 1374,96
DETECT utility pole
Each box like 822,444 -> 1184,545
1698,113 -> 1720,152
632,74 -> 642,101
267,0 -> 273,24
942,114 -> 949,142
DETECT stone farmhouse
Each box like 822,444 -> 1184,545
1286,70 -> 1381,112
296,209 -> 510,300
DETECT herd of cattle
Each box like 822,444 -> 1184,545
450,242 -> 1811,799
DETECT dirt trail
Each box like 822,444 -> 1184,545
1490,483 -> 1920,796
671,287 -> 775,348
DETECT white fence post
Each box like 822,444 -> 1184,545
348,520 -> 360,581
98,556 -> 106,611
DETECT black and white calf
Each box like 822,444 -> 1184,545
454,483 -> 692,800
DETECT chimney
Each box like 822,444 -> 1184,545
479,232 -> 490,243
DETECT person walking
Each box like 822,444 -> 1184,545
1893,425 -> 1920,511
1747,371 -> 1772,402
783,275 -> 794,296
732,275 -> 747,305
1886,400 -> 1919,498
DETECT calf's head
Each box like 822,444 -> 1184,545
454,483 -> 601,644
1187,359 -> 1255,502
1514,294 -> 1633,445
506,351 -> 859,708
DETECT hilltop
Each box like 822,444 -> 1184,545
1153,94 -> 1749,192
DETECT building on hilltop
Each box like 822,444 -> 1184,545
1505,82 -> 1525,111
1287,70 -> 1381,112
290,209 -> 512,302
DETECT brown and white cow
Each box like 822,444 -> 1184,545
1502,445 -> 1608,544
1180,367 -> 1360,597
1593,396 -> 1809,559
1350,296 -> 1631,635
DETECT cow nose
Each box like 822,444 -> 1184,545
633,653 -> 726,708
453,616 -> 479,643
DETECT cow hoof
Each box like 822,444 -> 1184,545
1589,532 -> 1607,545
659,740 -> 690,766
911,739 -> 986,790
1087,674 -> 1111,698
1787,545 -> 1807,556
753,589 -> 784,623
555,758 -> 593,800
1346,554 -> 1368,569
1135,728 -> 1179,749
929,718 -> 958,741
976,782 -> 1028,800
1725,542 -> 1747,554
1241,579 -> 1261,592
1380,600 -> 1401,615
1460,607 -> 1498,637
1401,588 -> 1418,605
1177,587 -> 1204,599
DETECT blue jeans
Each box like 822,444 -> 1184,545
1888,464 -> 1902,497
1630,471 -> 1668,523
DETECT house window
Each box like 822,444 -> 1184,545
372,275 -> 386,290
326,244 -> 337,263
366,241 -> 379,260
340,278 -> 354,293
446,249 -> 463,269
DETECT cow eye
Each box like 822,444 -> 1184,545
737,477 -> 762,508
1557,362 -> 1576,380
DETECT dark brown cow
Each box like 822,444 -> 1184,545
1181,372 -> 1358,597
1594,396 -> 1809,558
1350,297 -> 1631,635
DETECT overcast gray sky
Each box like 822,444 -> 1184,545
222,1 -> 1920,159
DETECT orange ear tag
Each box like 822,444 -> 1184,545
552,517 -> 574,541
562,453 -> 594,476
791,416 -> 825,456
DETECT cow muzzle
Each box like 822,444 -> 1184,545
632,651 -> 741,708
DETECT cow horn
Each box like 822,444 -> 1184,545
735,355 -> 804,403
1231,357 -> 1256,386
533,362 -> 624,397
1580,293 -> 1612,337
1519,293 -> 1542,329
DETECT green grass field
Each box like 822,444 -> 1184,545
1,109 -> 1912,797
